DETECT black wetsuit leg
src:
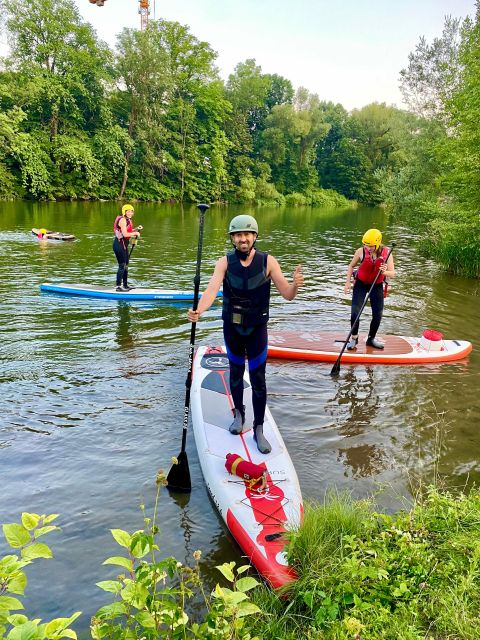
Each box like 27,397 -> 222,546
224,323 -> 268,426
367,282 -> 384,339
113,238 -> 129,287
351,280 -> 384,338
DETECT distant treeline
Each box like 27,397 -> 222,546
0,0 -> 411,207
1,0 -> 479,276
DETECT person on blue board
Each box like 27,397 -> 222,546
344,228 -> 395,350
187,214 -> 304,454
113,204 -> 142,291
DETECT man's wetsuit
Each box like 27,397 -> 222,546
222,249 -> 270,427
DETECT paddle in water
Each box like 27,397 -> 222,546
167,203 -> 209,492
330,242 -> 396,377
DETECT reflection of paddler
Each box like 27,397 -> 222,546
113,204 -> 143,292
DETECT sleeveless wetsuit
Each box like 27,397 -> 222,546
113,215 -> 133,287
351,246 -> 389,339
222,249 -> 271,426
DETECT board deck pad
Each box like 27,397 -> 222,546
40,282 -> 222,301
191,346 -> 303,589
267,331 -> 472,365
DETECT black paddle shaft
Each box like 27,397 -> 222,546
167,203 -> 209,492
330,242 -> 396,377
128,238 -> 137,259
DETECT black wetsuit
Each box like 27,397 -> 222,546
222,249 -> 271,426
113,217 -> 131,288
350,280 -> 384,339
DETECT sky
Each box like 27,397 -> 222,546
2,0 -> 477,110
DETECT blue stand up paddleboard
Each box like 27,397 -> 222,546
40,283 -> 223,302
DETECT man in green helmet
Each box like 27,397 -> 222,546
188,214 -> 304,454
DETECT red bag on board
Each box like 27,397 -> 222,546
225,453 -> 267,491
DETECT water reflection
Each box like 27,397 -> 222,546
115,302 -> 137,350
327,366 -> 388,478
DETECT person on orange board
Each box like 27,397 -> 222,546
344,228 -> 395,350
113,204 -> 142,291
187,214 -> 304,454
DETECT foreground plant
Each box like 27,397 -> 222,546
0,512 -> 81,639
91,469 -> 262,639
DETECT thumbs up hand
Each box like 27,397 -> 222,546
293,265 -> 304,288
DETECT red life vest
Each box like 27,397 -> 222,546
113,215 -> 133,240
356,246 -> 389,285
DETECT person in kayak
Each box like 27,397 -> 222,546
113,204 -> 142,291
187,214 -> 304,454
344,228 -> 395,350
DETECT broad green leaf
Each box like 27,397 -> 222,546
215,563 -> 235,582
0,596 -> 24,611
120,582 -> 148,609
21,514 -> 40,531
3,525 -> 30,549
235,577 -> 260,593
6,573 -> 27,595
21,543 -> 52,561
110,529 -> 131,549
95,581 -> 122,594
214,584 -> 225,599
42,515 -> 59,525
45,613 -> 81,637
0,556 -> 22,572
135,611 -> 156,629
6,615 -> 28,625
222,590 -> 248,606
236,602 -> 261,618
95,602 -> 127,620
102,556 -> 133,572
34,527 -> 59,539
236,565 -> 250,575
6,620 -> 38,640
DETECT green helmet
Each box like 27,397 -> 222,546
228,214 -> 258,235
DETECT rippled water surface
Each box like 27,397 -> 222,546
1,201 -> 478,629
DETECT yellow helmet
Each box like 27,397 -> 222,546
362,228 -> 382,249
121,204 -> 134,216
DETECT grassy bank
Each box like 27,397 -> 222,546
2,486 -> 480,639
248,487 -> 480,639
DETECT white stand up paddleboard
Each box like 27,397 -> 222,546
190,345 -> 303,589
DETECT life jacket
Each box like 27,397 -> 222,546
356,246 -> 389,285
222,249 -> 271,327
113,215 -> 133,240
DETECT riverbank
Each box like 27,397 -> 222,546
3,486 -> 480,639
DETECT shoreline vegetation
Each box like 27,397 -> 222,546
2,483 -> 480,639
1,0 -> 480,276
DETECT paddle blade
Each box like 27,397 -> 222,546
166,451 -> 191,493
330,360 -> 341,377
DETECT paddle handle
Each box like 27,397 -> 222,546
331,242 -> 396,376
180,204 -> 209,452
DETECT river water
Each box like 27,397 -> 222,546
0,201 -> 478,631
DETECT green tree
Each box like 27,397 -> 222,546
260,88 -> 330,194
1,0 -> 114,198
